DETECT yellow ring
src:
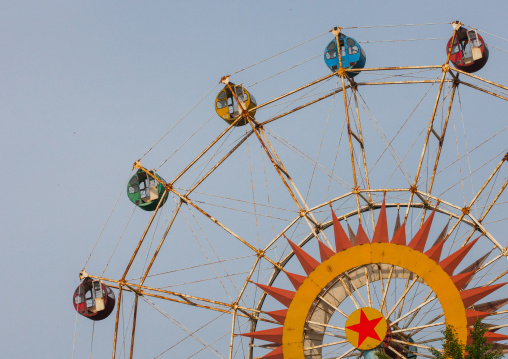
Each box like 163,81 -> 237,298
282,243 -> 467,358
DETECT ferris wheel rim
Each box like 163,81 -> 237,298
72,22 -> 508,359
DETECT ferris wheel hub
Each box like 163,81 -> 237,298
345,307 -> 387,350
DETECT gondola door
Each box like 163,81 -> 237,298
92,280 -> 105,312
467,30 -> 482,60
74,283 -> 87,315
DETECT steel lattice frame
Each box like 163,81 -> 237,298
81,25 -> 508,359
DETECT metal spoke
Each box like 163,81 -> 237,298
364,266 -> 372,307
390,295 -> 436,327
334,346 -> 356,359
345,273 -> 367,308
386,277 -> 419,319
307,320 -> 346,332
414,337 -> 445,344
305,339 -> 349,350
397,277 -> 411,319
387,345 -> 408,359
391,321 -> 445,334
409,313 -> 444,337
444,154 -> 506,247
339,277 -> 359,309
380,266 -> 394,314
318,295 -> 349,318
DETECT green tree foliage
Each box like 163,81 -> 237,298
430,325 -> 464,359
465,319 -> 504,359
375,351 -> 390,359
376,319 -> 504,359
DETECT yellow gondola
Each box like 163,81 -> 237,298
214,80 -> 256,126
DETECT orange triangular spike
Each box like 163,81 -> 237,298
471,298 -> 508,313
483,332 -> 508,344
318,239 -> 335,262
285,271 -> 306,290
347,222 -> 356,245
393,211 -> 401,237
241,327 -> 283,344
432,221 -> 449,247
461,283 -> 507,308
332,210 -> 352,252
439,238 -> 479,276
408,209 -> 436,252
287,238 -> 319,275
458,252 -> 491,289
484,323 -> 501,332
466,309 -> 491,326
258,344 -> 279,349
355,223 -> 370,245
391,221 -> 407,246
451,271 -> 476,290
254,283 -> 295,307
425,238 -> 446,262
372,198 -> 389,243
265,310 -> 287,325
491,343 -> 508,353
262,346 -> 283,358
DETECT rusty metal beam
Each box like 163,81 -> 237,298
140,201 -> 182,285
444,154 -> 506,246
452,68 -> 508,93
129,295 -> 138,359
459,80 -> 508,102
332,27 -> 362,224
419,82 -> 458,225
91,276 -> 278,326
184,131 -> 255,196
111,285 -> 123,359
404,27 -> 457,222
170,116 -> 244,185
121,189 -> 168,282
351,82 -> 375,227
347,65 -> 443,73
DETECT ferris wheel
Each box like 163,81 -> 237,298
73,21 -> 508,359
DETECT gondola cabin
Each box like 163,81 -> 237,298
127,169 -> 167,211
73,277 -> 115,321
215,83 -> 257,126
447,26 -> 489,73
324,33 -> 366,77
362,328 -> 417,359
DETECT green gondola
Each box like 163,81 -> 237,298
127,169 -> 167,211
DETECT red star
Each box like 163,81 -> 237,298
346,309 -> 384,347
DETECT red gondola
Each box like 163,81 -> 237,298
73,277 -> 115,321
447,23 -> 489,73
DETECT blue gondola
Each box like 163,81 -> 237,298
324,30 -> 366,78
